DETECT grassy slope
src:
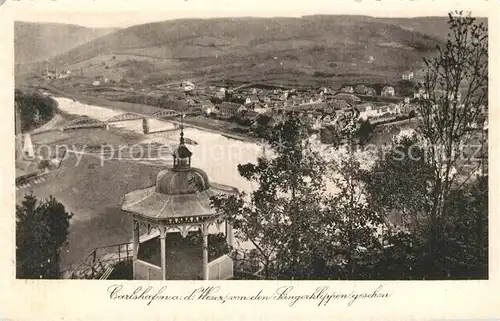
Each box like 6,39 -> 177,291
17,127 -> 160,268
15,22 -> 118,66
36,16 -> 446,87
380,16 -> 488,41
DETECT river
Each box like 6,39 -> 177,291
54,97 -> 263,193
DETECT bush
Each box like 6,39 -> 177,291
16,194 -> 73,279
37,159 -> 51,170
396,80 -> 418,97
356,119 -> 376,145
15,89 -> 57,132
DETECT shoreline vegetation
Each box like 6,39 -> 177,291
15,89 -> 58,133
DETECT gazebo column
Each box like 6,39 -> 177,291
132,218 -> 140,278
159,226 -> 167,280
202,223 -> 209,280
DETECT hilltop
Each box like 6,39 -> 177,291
17,15 -> 465,87
15,22 -> 118,65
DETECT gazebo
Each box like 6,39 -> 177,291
121,126 -> 238,280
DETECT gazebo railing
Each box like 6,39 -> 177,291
207,254 -> 234,280
134,259 -> 162,280
64,242 -> 133,279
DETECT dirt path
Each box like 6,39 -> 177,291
31,114 -> 65,134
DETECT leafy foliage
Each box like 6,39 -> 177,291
15,89 -> 57,132
356,119 -> 376,145
186,232 -> 232,262
414,11 -> 488,271
363,135 -> 435,230
16,194 -> 73,279
252,114 -> 273,139
361,12 -> 488,279
212,113 -> 329,279
320,154 -> 386,279
395,80 -> 418,97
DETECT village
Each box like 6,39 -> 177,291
38,67 -> 433,143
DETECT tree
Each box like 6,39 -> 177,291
361,135 -> 434,279
361,12 -> 488,279
252,114 -> 273,139
415,11 -> 488,269
438,175 -> 488,278
356,119 -> 375,145
396,80 -> 417,97
355,84 -> 368,95
408,110 -> 416,125
320,151 -> 386,279
363,135 -> 435,232
212,113 -> 329,279
16,194 -> 73,279
15,89 -> 57,132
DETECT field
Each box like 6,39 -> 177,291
17,125 -> 166,270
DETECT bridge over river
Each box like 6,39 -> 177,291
61,109 -> 182,131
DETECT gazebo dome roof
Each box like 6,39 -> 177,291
121,124 -> 238,223
155,167 -> 209,195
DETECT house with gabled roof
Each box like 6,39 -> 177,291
218,102 -> 242,117
330,99 -> 352,110
402,71 -> 414,80
341,86 -> 354,93
333,93 -> 361,102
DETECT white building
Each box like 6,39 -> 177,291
402,71 -> 414,80
253,104 -> 267,114
22,133 -> 34,158
181,81 -> 196,92
357,103 -> 378,120
381,86 -> 395,97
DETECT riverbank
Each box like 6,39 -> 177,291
34,83 -> 260,144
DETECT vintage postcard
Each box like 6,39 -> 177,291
1,0 -> 499,319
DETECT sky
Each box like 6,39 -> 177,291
7,0 -> 489,28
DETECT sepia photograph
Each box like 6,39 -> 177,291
12,5 -> 489,284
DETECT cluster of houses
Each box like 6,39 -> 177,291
91,75 -> 122,86
193,82 -> 418,129
42,69 -> 71,80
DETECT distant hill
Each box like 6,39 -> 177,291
378,16 -> 488,41
21,15 -> 469,87
15,22 -> 118,64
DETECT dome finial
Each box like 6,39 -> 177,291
172,110 -> 192,170
179,111 -> 185,145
